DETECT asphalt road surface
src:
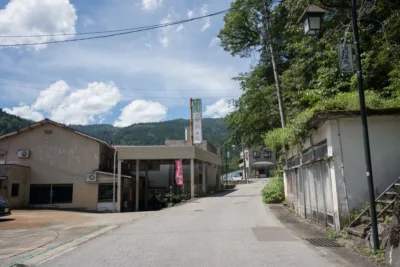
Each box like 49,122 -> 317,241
40,181 -> 371,267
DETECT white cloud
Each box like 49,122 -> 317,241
4,81 -> 121,125
176,24 -> 185,32
3,105 -> 44,121
114,100 -> 167,127
204,99 -> 235,118
51,82 -> 121,125
145,43 -> 152,49
0,0 -> 77,51
209,37 -> 221,48
187,10 -> 194,19
32,81 -> 69,112
142,0 -> 163,11
159,36 -> 169,48
200,5 -> 211,32
158,14 -> 171,47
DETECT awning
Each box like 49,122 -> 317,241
251,161 -> 276,168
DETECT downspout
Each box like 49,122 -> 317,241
335,119 -> 350,227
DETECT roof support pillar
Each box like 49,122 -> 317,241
202,161 -> 206,194
117,159 -> 122,212
136,160 -> 140,211
190,159 -> 195,199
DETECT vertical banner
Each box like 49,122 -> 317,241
192,99 -> 202,144
175,160 -> 184,186
338,44 -> 354,73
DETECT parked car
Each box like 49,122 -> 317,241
0,196 -> 11,217
232,173 -> 243,181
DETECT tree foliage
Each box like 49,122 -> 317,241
219,0 -> 400,148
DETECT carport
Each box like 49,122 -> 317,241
115,145 -> 222,212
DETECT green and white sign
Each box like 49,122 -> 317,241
192,99 -> 203,144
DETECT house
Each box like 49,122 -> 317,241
0,119 -> 118,211
239,145 -> 277,178
0,119 -> 222,212
283,109 -> 400,230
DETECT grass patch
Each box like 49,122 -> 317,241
360,247 -> 386,265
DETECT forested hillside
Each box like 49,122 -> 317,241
0,109 -> 230,146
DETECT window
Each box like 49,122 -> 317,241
29,184 -> 51,204
29,184 -> 73,204
52,184 -> 73,204
264,150 -> 272,158
11,183 -> 19,197
0,151 -> 6,164
253,151 -> 260,158
98,184 -> 117,203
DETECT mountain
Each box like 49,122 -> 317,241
0,109 -> 230,146
0,109 -> 32,135
72,118 -> 230,146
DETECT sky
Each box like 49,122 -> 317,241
0,0 -> 252,127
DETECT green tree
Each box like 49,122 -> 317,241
219,0 -> 400,149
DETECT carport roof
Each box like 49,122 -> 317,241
116,145 -> 222,166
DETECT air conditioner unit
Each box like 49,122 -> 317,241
86,173 -> 97,183
17,150 -> 30,158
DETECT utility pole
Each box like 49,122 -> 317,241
225,144 -> 229,181
241,137 -> 247,182
349,0 -> 379,250
263,0 -> 285,127
189,98 -> 194,145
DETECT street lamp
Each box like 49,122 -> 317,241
298,5 -> 327,35
299,0 -> 379,251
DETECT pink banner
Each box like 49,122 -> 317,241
175,160 -> 184,186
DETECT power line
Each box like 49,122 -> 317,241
0,9 -> 229,47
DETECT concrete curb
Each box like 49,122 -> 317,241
6,225 -> 118,267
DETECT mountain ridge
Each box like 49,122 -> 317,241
0,109 -> 230,146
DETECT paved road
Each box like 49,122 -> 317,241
41,181 -> 364,267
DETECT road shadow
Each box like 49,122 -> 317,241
0,218 -> 15,223
207,189 -> 239,197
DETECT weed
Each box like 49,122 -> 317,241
350,208 -> 359,221
327,230 -> 340,240
360,247 -> 385,264
384,215 -> 392,224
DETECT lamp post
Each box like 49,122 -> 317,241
299,1 -> 379,251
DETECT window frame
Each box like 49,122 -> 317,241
252,151 -> 260,158
264,150 -> 272,158
29,184 -> 73,205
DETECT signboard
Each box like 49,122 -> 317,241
192,99 -> 203,144
175,160 -> 184,186
338,44 -> 354,73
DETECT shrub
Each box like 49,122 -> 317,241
261,174 -> 284,204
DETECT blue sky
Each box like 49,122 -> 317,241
0,0 -> 252,126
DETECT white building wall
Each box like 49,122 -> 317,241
337,115 -> 400,213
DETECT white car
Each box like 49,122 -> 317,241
232,173 -> 243,181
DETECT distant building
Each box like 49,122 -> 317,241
239,145 -> 277,178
